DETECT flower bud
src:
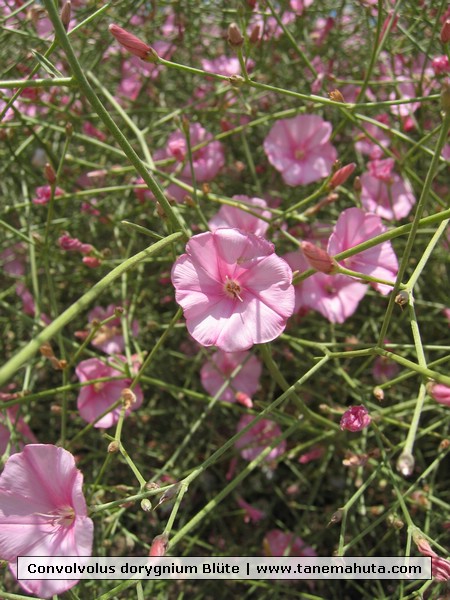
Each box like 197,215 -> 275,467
328,89 -> 345,103
61,1 -> 71,30
301,241 -> 338,274
396,451 -> 414,477
109,24 -> 157,61
149,533 -> 169,557
426,382 -> 450,407
140,499 -> 152,512
44,162 -> 56,184
440,19 -> 450,44
249,24 -> 260,44
329,162 -> 356,189
228,22 -> 244,47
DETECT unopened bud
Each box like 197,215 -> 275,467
228,22 -> 244,47
229,74 -> 245,87
114,306 -> 124,317
65,122 -> 73,137
440,19 -> 450,44
301,241 -> 338,274
149,533 -> 169,557
140,499 -> 152,512
329,162 -> 356,189
249,24 -> 260,44
396,451 -> 414,477
441,83 -> 450,114
108,441 -> 120,453
387,514 -> 404,530
329,89 -> 345,103
328,509 -> 344,526
353,176 -> 362,193
61,1 -> 71,30
235,391 -> 253,408
109,24 -> 158,62
395,290 -> 409,307
44,163 -> 56,184
373,387 -> 385,401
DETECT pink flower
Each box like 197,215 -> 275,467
327,207 -> 398,295
171,228 -> 295,351
372,354 -> 399,383
235,415 -> 286,463
302,272 -> 367,323
208,195 -> 271,237
200,349 -> 262,403
340,405 -> 371,432
263,529 -> 316,557
32,185 -> 64,205
0,242 -> 26,277
173,123 -> 224,174
58,232 -> 93,254
75,357 -> 143,428
237,497 -> 266,523
88,304 -> 139,355
263,114 -> 337,186
427,382 -> 450,407
298,445 -> 324,464
360,169 -> 416,220
414,534 -> 450,581
0,444 -> 94,598
354,114 -> 391,159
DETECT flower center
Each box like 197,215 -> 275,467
34,505 -> 76,528
224,276 -> 243,302
294,148 -> 305,160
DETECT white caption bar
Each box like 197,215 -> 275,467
17,556 -> 432,580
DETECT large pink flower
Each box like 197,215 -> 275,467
200,349 -> 262,403
171,228 -> 295,351
75,357 -> 143,428
263,114 -> 337,186
0,444 -> 94,598
328,207 -> 398,295
360,170 -> 416,220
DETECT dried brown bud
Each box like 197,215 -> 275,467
395,290 -> 409,307
329,89 -> 345,103
40,342 -> 54,358
228,22 -> 244,47
121,388 -> 137,410
108,441 -> 120,453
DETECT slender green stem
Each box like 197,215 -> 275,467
42,0 -> 188,237
0,232 -> 184,387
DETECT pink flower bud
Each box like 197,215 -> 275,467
301,241 -> 337,274
340,405 -> 371,432
82,256 -> 101,268
235,391 -> 253,408
329,162 -> 356,189
440,19 -> 450,44
149,533 -> 169,557
228,22 -> 244,47
59,233 -> 93,254
427,382 -> 450,407
109,24 -> 156,61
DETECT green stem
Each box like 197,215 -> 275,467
378,110 -> 450,345
0,232 -> 184,387
41,0 -> 188,237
